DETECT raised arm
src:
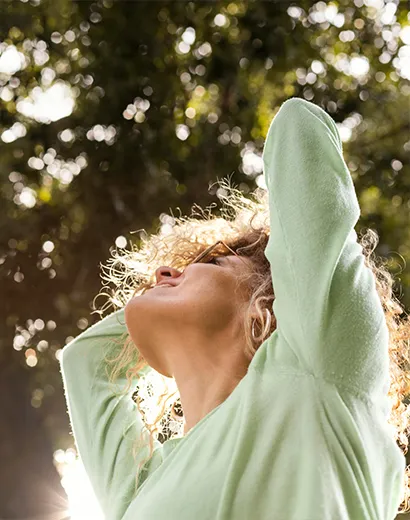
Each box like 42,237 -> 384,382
263,98 -> 389,398
60,308 -> 160,520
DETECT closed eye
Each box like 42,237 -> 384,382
208,257 -> 221,265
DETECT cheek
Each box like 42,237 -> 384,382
191,278 -> 240,321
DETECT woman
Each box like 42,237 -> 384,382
60,98 -> 408,520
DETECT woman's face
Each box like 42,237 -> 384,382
124,253 -> 254,377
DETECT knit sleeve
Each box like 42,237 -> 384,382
60,308 -> 161,520
262,98 -> 389,397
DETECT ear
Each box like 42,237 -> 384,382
247,305 -> 260,323
249,305 -> 270,323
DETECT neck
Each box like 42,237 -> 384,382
171,343 -> 249,436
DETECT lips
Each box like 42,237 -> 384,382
154,281 -> 177,288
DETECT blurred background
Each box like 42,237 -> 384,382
0,0 -> 409,518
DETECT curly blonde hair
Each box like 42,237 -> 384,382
93,177 -> 410,511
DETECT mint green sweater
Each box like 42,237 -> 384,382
60,98 -> 405,520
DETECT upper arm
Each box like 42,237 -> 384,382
60,308 -> 160,520
262,98 -> 389,396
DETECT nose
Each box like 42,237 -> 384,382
154,266 -> 182,285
